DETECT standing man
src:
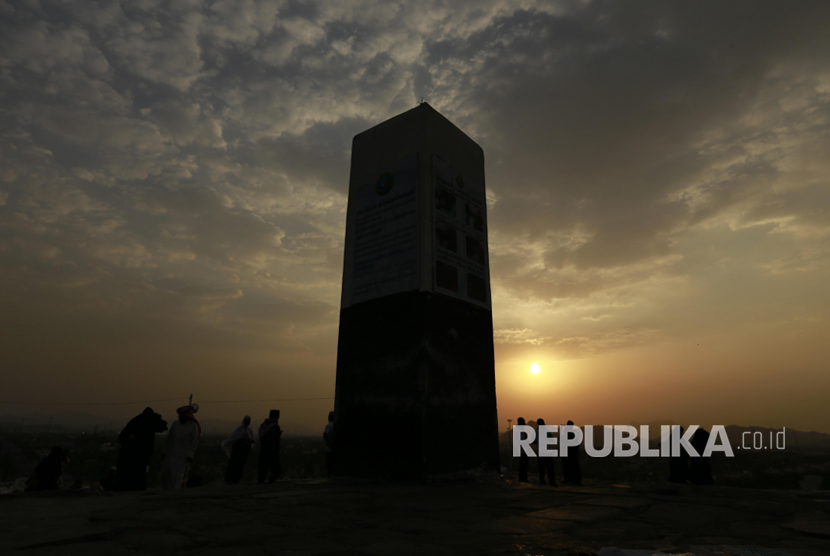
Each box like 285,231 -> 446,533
161,405 -> 200,489
536,418 -> 556,486
258,410 -> 282,484
561,420 -> 582,486
323,411 -> 334,477
222,415 -> 255,484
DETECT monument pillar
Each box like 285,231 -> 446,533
333,103 -> 499,479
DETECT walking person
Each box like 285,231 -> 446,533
561,420 -> 582,485
323,411 -> 334,477
257,410 -> 282,483
161,405 -> 201,489
536,418 -> 556,486
222,416 -> 255,484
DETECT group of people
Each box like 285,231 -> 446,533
27,411 -> 713,489
127,405 -> 285,489
220,410 -> 283,485
220,409 -> 336,484
113,404 -> 202,490
111,405 -> 287,489
515,418 -> 582,487
99,404 -> 285,490
28,404 -> 333,491
513,419 -> 715,487
668,426 -> 714,485
222,409 -> 336,482
104,404 -> 284,490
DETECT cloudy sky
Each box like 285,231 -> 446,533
1,0 -> 829,435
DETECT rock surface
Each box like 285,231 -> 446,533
2,479 -> 829,555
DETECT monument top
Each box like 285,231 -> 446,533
349,102 -> 485,187
341,102 -> 491,310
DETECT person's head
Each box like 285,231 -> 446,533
328,411 -> 335,423
176,406 -> 192,423
517,417 -> 525,426
537,418 -> 546,427
269,409 -> 280,421
567,420 -> 574,426
242,415 -> 251,427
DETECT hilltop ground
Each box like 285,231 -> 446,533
2,477 -> 829,556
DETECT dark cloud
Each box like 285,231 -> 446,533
255,117 -> 366,194
1,0 -> 828,429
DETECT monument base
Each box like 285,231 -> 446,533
333,290 -> 499,480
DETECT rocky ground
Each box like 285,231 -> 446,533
1,478 -> 829,555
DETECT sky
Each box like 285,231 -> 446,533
1,0 -> 829,436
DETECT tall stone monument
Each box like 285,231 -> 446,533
333,103 -> 499,479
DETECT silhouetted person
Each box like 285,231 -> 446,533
668,425 -> 689,483
536,418 -> 556,486
223,416 -> 255,484
162,405 -> 201,489
688,428 -> 714,485
116,407 -> 168,491
258,409 -> 282,483
27,447 -> 69,491
561,420 -> 582,485
100,467 -> 117,491
323,411 -> 334,477
516,417 -> 529,483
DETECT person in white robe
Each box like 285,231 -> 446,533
222,416 -> 255,484
222,416 -> 254,456
161,405 -> 201,489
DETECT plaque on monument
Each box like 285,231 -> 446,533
432,155 -> 491,309
342,154 -> 419,307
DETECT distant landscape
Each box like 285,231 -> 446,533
2,415 -> 828,493
0,411 -> 321,437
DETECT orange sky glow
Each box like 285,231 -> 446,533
1,1 -> 829,436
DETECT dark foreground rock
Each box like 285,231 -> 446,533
1,479 -> 829,555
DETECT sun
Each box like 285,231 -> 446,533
530,362 -> 540,375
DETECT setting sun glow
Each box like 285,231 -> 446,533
530,363 -> 540,375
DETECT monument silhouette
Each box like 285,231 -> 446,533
333,103 -> 499,479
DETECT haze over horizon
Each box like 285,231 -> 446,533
2,1 -> 829,435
